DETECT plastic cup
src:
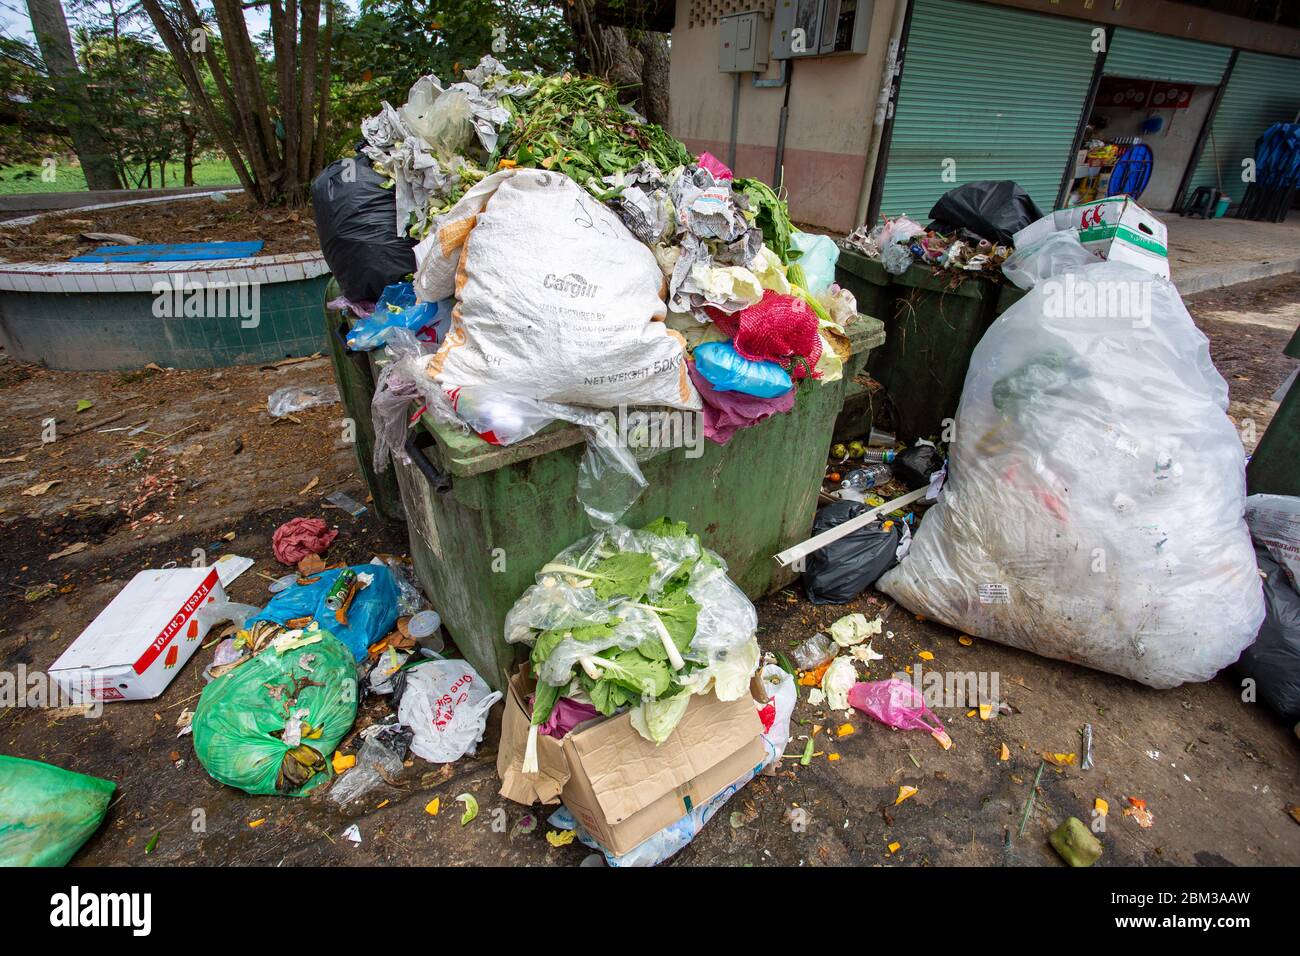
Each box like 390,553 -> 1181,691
268,574 -> 297,593
409,610 -> 445,654
408,610 -> 441,638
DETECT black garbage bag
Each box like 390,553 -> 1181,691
311,151 -> 416,302
927,181 -> 1043,245
1235,547 -> 1300,719
893,441 -> 945,490
804,501 -> 901,605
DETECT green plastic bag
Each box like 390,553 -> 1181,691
193,629 -> 358,796
0,755 -> 115,866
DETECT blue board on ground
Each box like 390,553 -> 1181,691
70,241 -> 265,263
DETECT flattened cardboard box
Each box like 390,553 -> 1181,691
497,666 -> 767,857
50,567 -> 226,702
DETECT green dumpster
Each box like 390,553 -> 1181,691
326,293 -> 884,691
834,247 -> 1005,445
323,279 -> 405,523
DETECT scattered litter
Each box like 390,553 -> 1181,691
342,824 -> 362,844
271,517 -> 338,565
425,798 -> 441,816
546,829 -> 576,847
267,384 -> 339,418
821,657 -> 857,711
323,491 -> 368,516
1123,797 -> 1154,829
895,785 -> 918,805
828,612 -> 883,647
791,632 -> 838,672
1049,816 -> 1103,867
456,793 -> 479,826
1080,723 -> 1094,770
848,678 -> 951,750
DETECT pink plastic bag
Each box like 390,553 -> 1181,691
697,151 -> 734,180
848,678 -> 952,749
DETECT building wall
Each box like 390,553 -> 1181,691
669,0 -> 902,232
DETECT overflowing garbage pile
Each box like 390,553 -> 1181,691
310,57 -> 861,523
842,180 -> 1042,277
503,517 -> 761,764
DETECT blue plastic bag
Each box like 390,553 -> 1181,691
790,231 -> 840,295
246,565 -> 399,661
694,341 -> 793,399
347,282 -> 451,351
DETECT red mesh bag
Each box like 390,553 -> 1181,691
708,290 -> 822,379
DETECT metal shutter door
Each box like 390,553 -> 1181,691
879,0 -> 1096,219
1104,28 -> 1232,85
1186,50 -> 1300,205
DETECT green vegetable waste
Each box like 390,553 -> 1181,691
508,517 -> 761,773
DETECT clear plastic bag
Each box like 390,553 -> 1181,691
267,384 -> 339,418
329,732 -> 406,806
504,523 -> 759,701
789,230 -> 840,295
879,239 -> 1265,688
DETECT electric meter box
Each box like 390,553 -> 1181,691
719,11 -> 770,73
771,0 -> 873,59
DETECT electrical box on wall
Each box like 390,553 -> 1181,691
771,0 -> 873,59
719,11 -> 770,73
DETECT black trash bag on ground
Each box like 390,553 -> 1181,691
804,501 -> 901,604
1235,546 -> 1300,719
893,441 -> 945,490
311,151 -> 416,302
927,181 -> 1043,246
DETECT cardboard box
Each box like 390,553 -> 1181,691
497,666 -> 768,857
1014,196 -> 1169,279
50,567 -> 226,702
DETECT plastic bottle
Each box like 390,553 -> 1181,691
841,464 -> 894,491
860,449 -> 897,464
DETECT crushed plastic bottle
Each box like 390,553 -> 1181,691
841,464 -> 894,491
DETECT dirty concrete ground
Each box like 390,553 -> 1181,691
1,278 -> 1297,868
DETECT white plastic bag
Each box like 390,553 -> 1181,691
398,659 -> 503,763
879,242 -> 1264,689
413,168 -> 699,411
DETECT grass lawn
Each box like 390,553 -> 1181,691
0,158 -> 240,195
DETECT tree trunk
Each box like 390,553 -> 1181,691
183,124 -> 196,186
564,1 -> 671,128
25,0 -> 123,189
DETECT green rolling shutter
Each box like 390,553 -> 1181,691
1104,28 -> 1232,85
879,0 -> 1096,219
1187,50 -> 1300,204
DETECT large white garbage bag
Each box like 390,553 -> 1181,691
413,167 -> 699,411
878,247 -> 1264,688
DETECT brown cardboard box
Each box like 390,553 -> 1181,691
497,665 -> 768,857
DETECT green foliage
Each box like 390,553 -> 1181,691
331,0 -> 573,143
492,73 -> 690,193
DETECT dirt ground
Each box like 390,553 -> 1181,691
0,277 -> 1297,868
0,193 -> 318,263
